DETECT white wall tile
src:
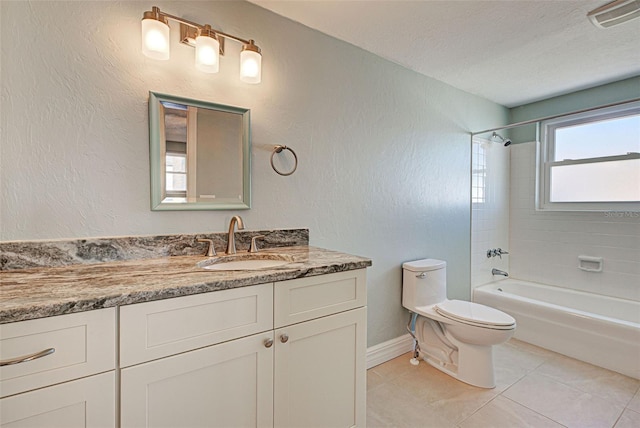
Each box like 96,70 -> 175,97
472,139 -> 511,287
508,142 -> 640,301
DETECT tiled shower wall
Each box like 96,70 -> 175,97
509,142 -> 640,301
471,139 -> 510,287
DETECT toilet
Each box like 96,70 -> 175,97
402,259 -> 516,388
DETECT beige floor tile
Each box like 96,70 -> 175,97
536,354 -> 640,406
368,369 -> 386,391
627,389 -> 640,413
387,360 -> 445,399
390,360 -> 495,405
458,396 -> 564,428
493,363 -> 528,392
366,411 -> 390,427
498,339 -> 555,371
387,360 -> 497,424
504,339 -> 560,360
614,409 -> 640,428
503,372 -> 625,427
367,341 -> 635,428
493,342 -> 546,391
366,381 -> 456,428
428,388 -> 498,424
371,352 -> 416,381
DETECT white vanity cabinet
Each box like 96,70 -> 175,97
0,308 -> 117,427
273,270 -> 367,428
120,283 -> 275,427
119,269 -> 367,428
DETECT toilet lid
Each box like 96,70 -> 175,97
434,300 -> 515,327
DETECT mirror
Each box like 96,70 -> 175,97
149,92 -> 251,210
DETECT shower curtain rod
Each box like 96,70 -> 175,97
470,97 -> 640,136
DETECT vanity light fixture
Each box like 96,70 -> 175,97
141,6 -> 262,83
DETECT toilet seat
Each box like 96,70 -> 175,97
434,300 -> 515,330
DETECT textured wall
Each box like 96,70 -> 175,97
0,1 -> 507,346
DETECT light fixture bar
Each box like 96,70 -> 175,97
141,6 -> 262,83
147,8 -> 253,50
179,24 -> 225,54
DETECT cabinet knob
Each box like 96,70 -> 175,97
280,334 -> 289,343
264,338 -> 274,348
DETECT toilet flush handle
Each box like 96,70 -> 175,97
416,272 -> 427,279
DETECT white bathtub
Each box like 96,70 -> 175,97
473,279 -> 640,379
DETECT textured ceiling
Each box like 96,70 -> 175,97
249,0 -> 640,107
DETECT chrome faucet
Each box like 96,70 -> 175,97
226,216 -> 245,255
492,268 -> 509,277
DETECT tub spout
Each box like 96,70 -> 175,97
492,268 -> 509,277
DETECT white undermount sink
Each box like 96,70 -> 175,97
197,253 -> 295,271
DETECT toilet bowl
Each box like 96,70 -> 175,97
402,259 -> 516,388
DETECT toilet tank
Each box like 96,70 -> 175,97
402,259 -> 447,311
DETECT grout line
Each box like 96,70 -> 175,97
499,396 -> 570,428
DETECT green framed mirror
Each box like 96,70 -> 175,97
149,92 -> 251,210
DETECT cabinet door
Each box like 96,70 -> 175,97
0,371 -> 115,428
274,307 -> 366,428
121,332 -> 274,428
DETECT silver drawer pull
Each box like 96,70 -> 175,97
0,348 -> 55,366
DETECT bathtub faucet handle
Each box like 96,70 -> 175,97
496,248 -> 509,259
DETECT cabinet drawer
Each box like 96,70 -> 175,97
0,308 -> 116,398
274,269 -> 366,328
0,371 -> 115,427
120,283 -> 273,367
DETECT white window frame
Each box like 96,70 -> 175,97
536,101 -> 640,212
471,138 -> 488,205
165,152 -> 187,198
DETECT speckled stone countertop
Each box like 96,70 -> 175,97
0,246 -> 371,324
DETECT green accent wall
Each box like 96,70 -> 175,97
509,76 -> 640,143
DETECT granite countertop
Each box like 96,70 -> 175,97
0,246 -> 371,324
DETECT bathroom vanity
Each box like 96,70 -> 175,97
0,242 -> 371,428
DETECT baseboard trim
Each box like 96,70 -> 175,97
366,333 -> 414,369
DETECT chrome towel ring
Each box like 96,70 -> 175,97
270,145 -> 298,176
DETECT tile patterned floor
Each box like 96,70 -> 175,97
367,339 -> 640,427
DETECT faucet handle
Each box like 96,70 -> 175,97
496,248 -> 509,259
197,238 -> 216,257
249,235 -> 265,253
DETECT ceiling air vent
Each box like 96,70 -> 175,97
587,0 -> 640,28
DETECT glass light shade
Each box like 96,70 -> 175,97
195,35 -> 220,73
142,18 -> 170,60
240,49 -> 262,84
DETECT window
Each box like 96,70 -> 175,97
165,153 -> 187,198
472,140 -> 487,204
537,101 -> 640,211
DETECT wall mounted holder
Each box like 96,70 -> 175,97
270,145 -> 298,176
578,255 -> 604,272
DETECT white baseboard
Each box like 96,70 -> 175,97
366,333 -> 414,369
